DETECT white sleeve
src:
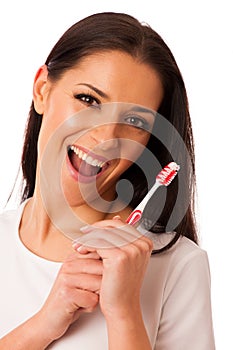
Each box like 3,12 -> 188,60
155,250 -> 215,350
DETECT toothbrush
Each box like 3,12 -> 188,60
126,162 -> 180,226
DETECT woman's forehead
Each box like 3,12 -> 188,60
56,51 -> 164,109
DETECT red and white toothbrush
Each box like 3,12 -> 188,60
126,162 -> 180,226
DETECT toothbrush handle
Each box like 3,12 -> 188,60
126,209 -> 143,225
126,181 -> 160,225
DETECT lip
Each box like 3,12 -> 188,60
66,145 -> 110,183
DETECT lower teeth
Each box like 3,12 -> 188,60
68,148 -> 104,177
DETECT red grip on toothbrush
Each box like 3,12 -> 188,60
126,209 -> 142,225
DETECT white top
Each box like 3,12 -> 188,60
0,203 -> 215,349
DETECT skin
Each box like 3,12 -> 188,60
0,50 -> 164,349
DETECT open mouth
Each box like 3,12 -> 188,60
67,145 -> 109,181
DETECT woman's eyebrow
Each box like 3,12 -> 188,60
76,83 -> 109,99
130,106 -> 157,118
76,83 -> 156,118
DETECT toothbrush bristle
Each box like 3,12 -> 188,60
156,162 -> 180,186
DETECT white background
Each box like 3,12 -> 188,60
0,1 -> 232,348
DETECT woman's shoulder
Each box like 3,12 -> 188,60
146,234 -> 211,303
155,232 -> 207,258
149,233 -> 210,277
0,203 -> 25,243
172,235 -> 207,260
175,236 -> 210,276
0,205 -> 22,227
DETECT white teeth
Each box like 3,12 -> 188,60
70,145 -> 106,168
91,159 -> 99,166
82,153 -> 87,161
86,156 -> 94,165
71,145 -> 79,156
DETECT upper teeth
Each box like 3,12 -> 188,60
70,145 -> 106,167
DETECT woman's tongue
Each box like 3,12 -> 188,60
70,151 -> 100,177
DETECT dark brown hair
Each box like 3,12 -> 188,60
20,12 -> 198,253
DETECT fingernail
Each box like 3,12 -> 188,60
72,242 -> 87,254
77,245 -> 88,254
113,215 -> 121,220
72,241 -> 81,249
77,245 -> 84,252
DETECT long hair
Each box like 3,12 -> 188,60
20,12 -> 198,252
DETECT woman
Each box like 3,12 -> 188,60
0,12 -> 215,349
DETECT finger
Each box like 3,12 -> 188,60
66,273 -> 102,293
75,238 -> 116,254
66,250 -> 100,261
67,288 -> 99,311
75,235 -> 153,259
80,218 -> 130,231
80,216 -> 129,233
61,256 -> 103,275
74,227 -> 141,251
128,235 -> 154,254
112,215 -> 122,220
71,243 -> 101,259
80,220 -> 144,240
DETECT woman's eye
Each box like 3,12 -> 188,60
74,94 -> 100,107
124,115 -> 149,130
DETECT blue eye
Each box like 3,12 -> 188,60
124,115 -> 150,130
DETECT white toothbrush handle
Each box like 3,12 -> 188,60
126,181 -> 161,225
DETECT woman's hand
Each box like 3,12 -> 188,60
1,220 -> 153,350
0,251 -> 103,349
37,250 -> 103,342
73,218 -> 153,320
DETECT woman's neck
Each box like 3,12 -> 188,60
19,195 -> 74,262
18,189 -> 131,262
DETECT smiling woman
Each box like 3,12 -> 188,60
0,12 -> 215,350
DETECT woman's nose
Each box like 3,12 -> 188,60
91,123 -> 120,151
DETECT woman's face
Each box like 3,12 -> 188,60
34,50 -> 163,209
